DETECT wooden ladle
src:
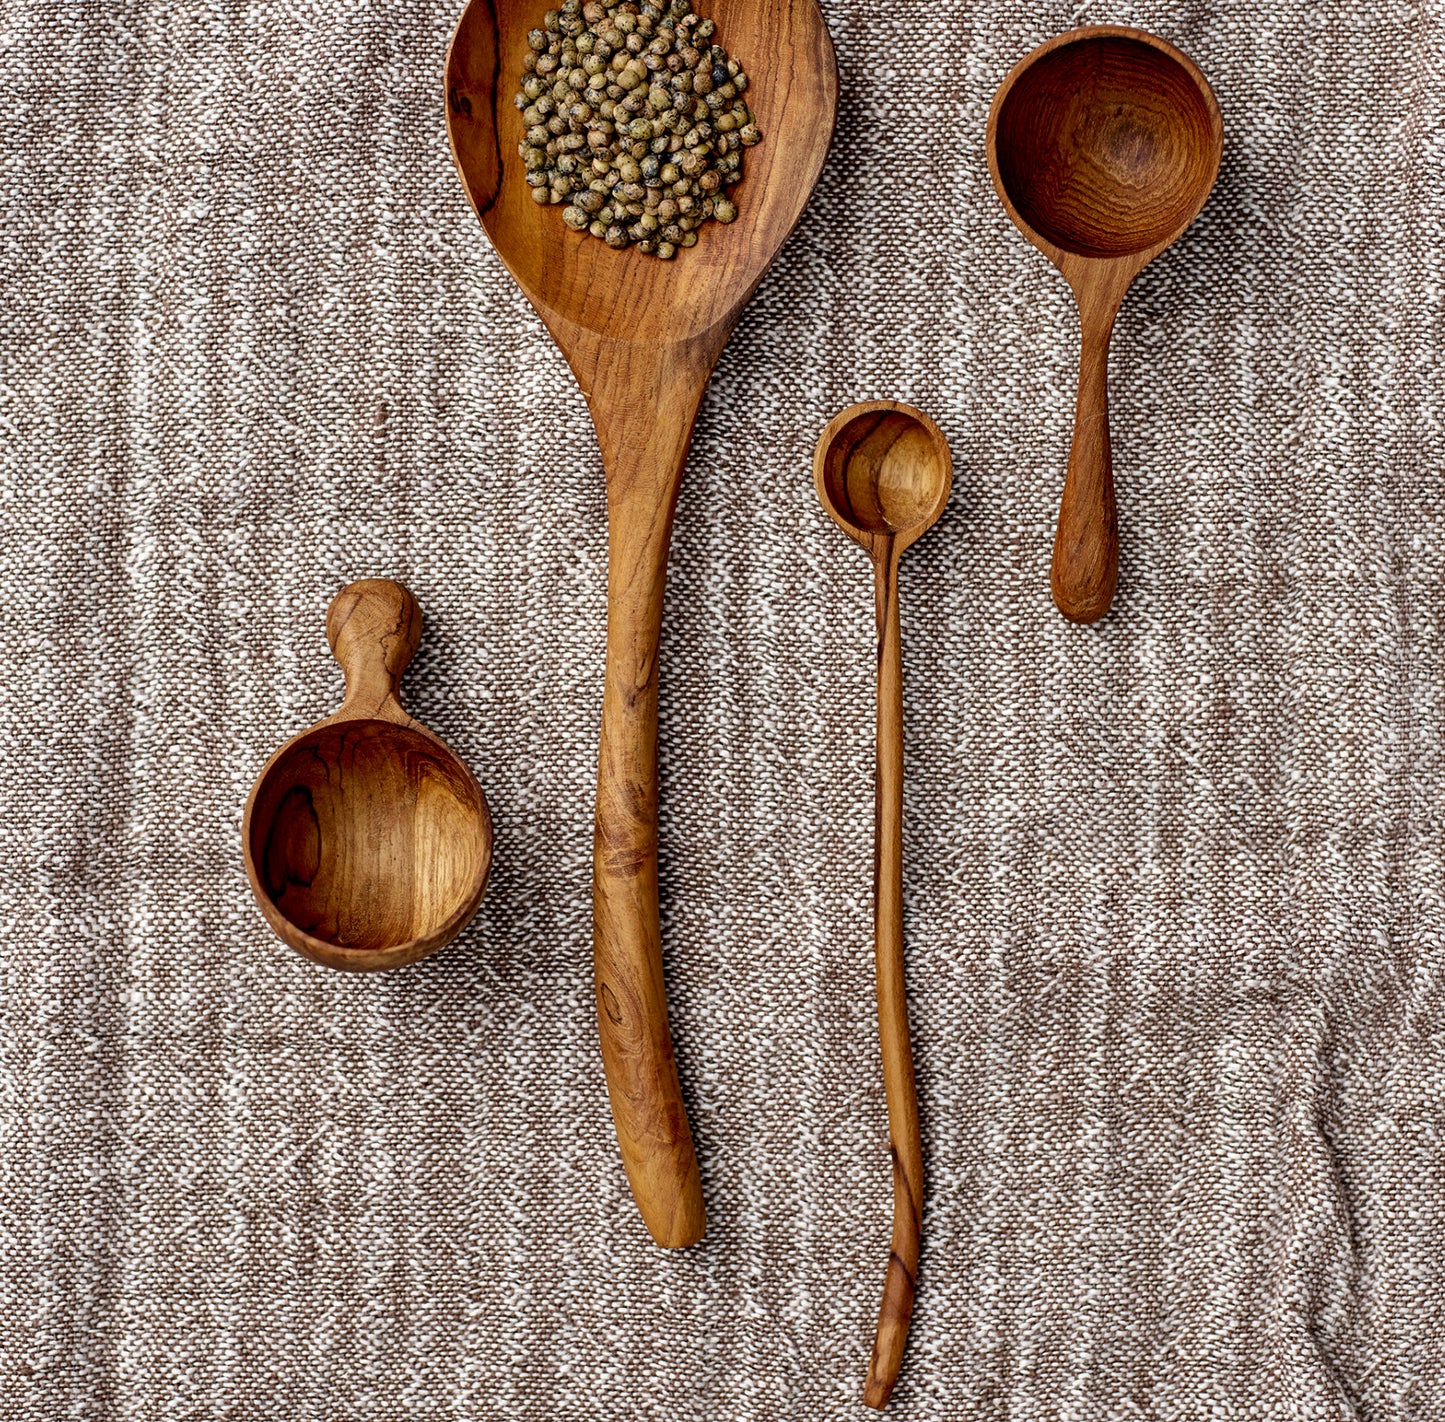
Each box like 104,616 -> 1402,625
987,26 -> 1222,623
445,0 -> 837,1247
243,580 -> 493,972
814,402 -> 952,1411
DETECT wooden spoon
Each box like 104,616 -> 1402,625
987,26 -> 1222,623
445,0 -> 837,1247
243,580 -> 493,972
814,402 -> 953,1410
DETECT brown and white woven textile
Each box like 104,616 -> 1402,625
3,0 -> 1443,1417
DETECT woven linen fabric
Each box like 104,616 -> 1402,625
3,0 -> 1444,1416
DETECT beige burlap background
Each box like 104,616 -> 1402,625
3,0 -> 1444,1417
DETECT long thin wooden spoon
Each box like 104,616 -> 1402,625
446,0 -> 837,1247
987,26 -> 1222,623
814,402 -> 953,1410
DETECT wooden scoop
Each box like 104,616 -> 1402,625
814,402 -> 953,1410
243,580 -> 493,972
987,26 -> 1222,623
445,0 -> 837,1246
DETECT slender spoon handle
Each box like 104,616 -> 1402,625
863,545 -> 923,1411
591,362 -> 709,1250
1052,306 -> 1120,624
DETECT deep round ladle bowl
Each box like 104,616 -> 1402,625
243,580 -> 493,972
987,26 -> 1222,622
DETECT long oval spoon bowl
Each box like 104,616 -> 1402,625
446,0 -> 837,1247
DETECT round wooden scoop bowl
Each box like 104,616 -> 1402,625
814,402 -> 953,1411
987,26 -> 1222,623
243,580 -> 493,972
446,0 -> 837,1247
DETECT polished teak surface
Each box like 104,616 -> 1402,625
243,580 -> 493,972
815,402 -> 953,1411
445,0 -> 838,1247
988,26 -> 1222,623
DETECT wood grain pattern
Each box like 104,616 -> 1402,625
987,26 -> 1222,623
446,0 -> 838,1247
814,403 -> 952,1411
242,580 -> 493,973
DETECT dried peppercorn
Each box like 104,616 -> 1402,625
515,0 -> 759,256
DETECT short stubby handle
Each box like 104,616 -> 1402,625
325,579 -> 422,721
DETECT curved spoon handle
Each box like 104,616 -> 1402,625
591,363 -> 709,1250
864,546 -> 923,1411
1052,307 -> 1120,623
325,579 -> 421,724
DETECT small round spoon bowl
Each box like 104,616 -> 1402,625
814,401 -> 952,1411
243,580 -> 492,973
987,26 -> 1222,622
816,403 -> 953,552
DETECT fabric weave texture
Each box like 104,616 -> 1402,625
2,0 -> 1443,1418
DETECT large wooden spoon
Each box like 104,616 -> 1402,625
446,0 -> 837,1247
814,402 -> 953,1410
987,26 -> 1222,623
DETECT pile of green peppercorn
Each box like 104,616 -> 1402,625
514,0 -> 761,258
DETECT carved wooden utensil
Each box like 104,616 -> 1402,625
244,580 -> 493,972
987,26 -> 1222,623
814,402 -> 952,1410
445,0 -> 836,1247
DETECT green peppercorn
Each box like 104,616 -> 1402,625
518,0 -> 758,257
